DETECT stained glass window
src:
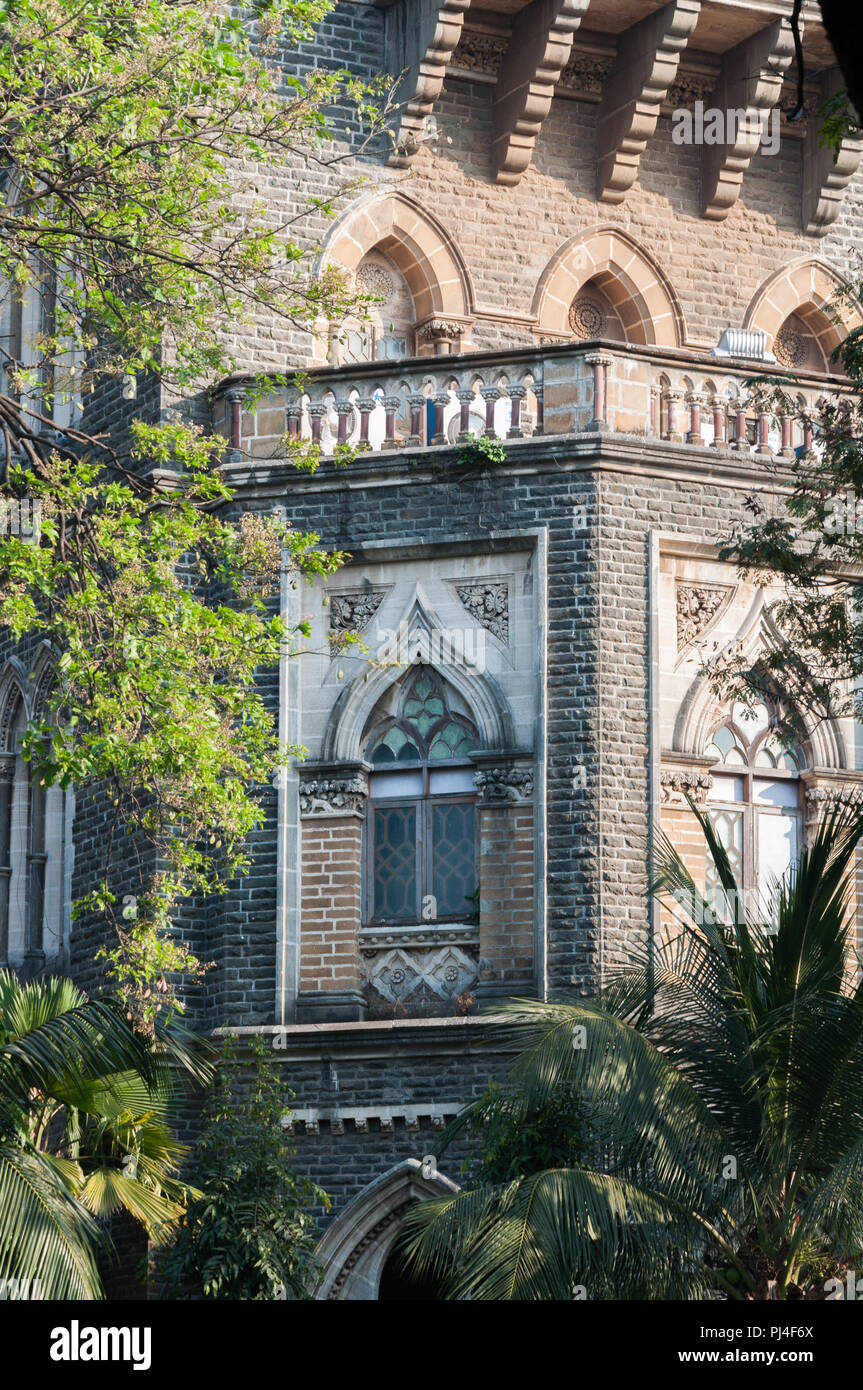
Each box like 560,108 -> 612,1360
365,669 -> 478,924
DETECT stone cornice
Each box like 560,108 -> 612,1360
215,1015 -> 517,1065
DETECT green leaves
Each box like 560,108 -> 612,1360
0,0 -> 395,399
400,806 -> 863,1299
155,1035 -> 328,1300
0,421 -> 343,1024
0,969 -> 208,1298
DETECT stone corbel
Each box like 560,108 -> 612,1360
388,0 -> 473,167
416,317 -> 468,355
702,17 -> 796,221
473,755 -> 535,803
803,778 -> 863,827
597,0 -> 701,204
804,66 -> 863,237
492,0 -> 590,187
299,763 -> 369,818
658,767 -> 711,811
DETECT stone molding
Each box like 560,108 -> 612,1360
282,1103 -> 459,1137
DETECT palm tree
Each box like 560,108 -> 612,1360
0,970 -> 210,1299
399,801 -> 863,1300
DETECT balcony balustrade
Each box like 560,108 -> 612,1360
212,339 -> 848,468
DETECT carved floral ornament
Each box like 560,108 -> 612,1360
660,769 -> 713,805
805,785 -> 863,816
454,580 -> 509,642
675,583 -> 733,651
569,295 -> 605,339
328,589 -> 387,646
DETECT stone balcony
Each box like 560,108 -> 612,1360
211,338 -> 846,468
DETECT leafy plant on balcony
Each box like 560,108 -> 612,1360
456,434 -> 507,468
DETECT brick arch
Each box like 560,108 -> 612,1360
533,227 -> 685,346
318,192 -> 474,329
744,260 -> 863,360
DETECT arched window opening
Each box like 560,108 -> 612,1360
704,699 -> 804,918
568,278 -> 625,342
363,667 -> 478,926
0,669 -> 66,969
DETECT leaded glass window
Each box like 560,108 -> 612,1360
704,700 -> 803,920
364,668 -> 478,925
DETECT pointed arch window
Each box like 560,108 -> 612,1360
704,700 -> 803,914
364,668 -> 478,925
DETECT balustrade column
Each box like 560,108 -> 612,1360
226,388 -> 243,462
406,393 -> 426,447
664,390 -> 683,443
383,396 -> 401,449
308,403 -> 326,443
336,401 -> 353,446
432,392 -> 449,446
481,387 -> 499,437
710,395 -> 726,449
730,398 -> 749,452
455,389 -> 473,442
685,392 -> 705,446
507,386 -> 526,439
357,398 -> 376,450
586,353 -> 612,430
780,413 -> 794,459
756,409 -> 772,457
534,384 -> 544,436
802,416 -> 814,452
285,402 -> 301,441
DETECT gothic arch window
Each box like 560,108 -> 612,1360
704,699 -> 804,913
363,667 -> 478,925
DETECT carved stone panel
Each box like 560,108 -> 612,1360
328,588 -> 388,648
454,580 -> 509,641
660,769 -> 713,805
675,583 -> 732,650
363,944 -> 478,1004
299,771 -> 368,818
473,764 -> 533,802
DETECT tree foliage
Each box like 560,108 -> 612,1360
0,0 -> 392,397
155,1034 -> 328,1300
0,0 -> 385,1021
0,967 -> 209,1299
399,803 -> 863,1300
711,319 -> 863,735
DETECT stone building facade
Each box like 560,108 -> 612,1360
3,0 -> 863,1297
